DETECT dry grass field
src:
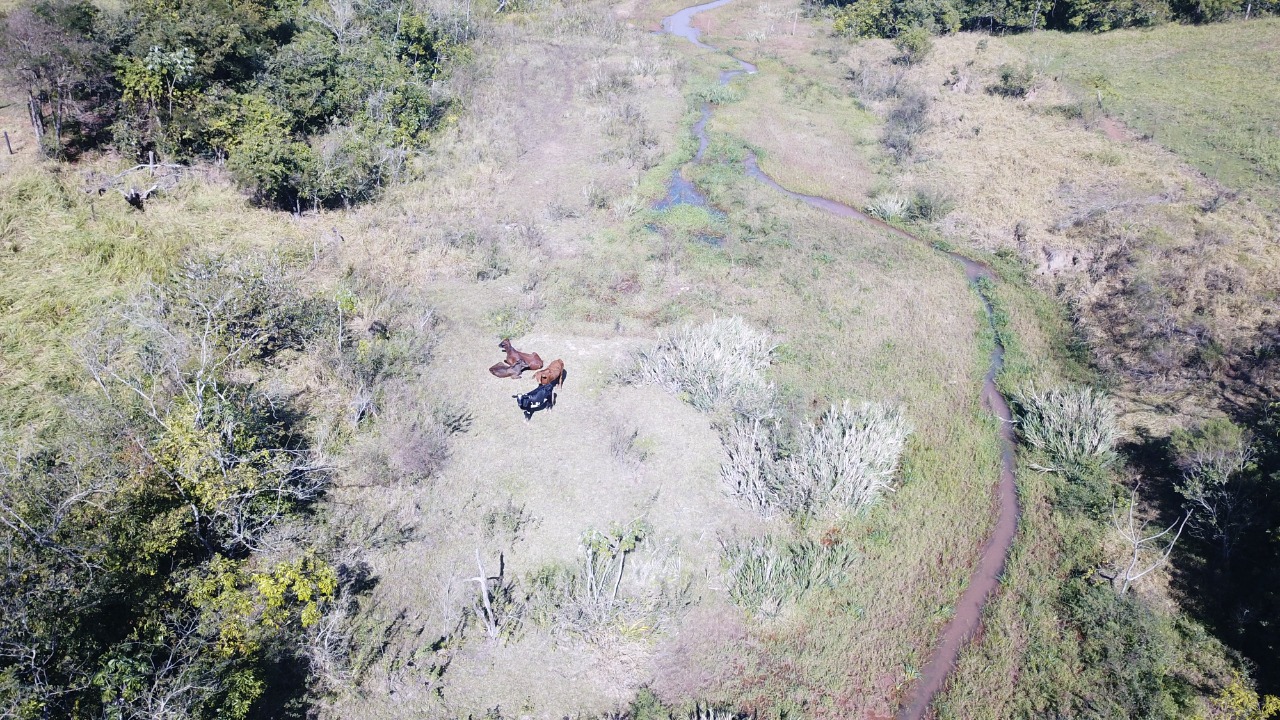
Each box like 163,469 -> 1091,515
294,0 -> 1022,716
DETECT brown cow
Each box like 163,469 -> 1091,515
488,359 -> 529,379
533,358 -> 565,386
498,339 -> 543,370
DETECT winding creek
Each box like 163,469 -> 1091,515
657,4 -> 1021,717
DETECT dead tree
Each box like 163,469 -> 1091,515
467,549 -> 513,640
1106,487 -> 1190,596
86,162 -> 185,211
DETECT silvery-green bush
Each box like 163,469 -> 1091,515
1015,384 -> 1118,471
623,316 -> 776,419
784,400 -> 913,511
722,401 -> 912,516
867,193 -> 911,222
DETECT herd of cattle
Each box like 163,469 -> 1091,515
489,338 -> 566,420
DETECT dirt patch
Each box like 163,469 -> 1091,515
331,278 -> 765,717
1099,116 -> 1130,141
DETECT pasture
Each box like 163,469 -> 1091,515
1010,18 -> 1280,201
1,0 -> 1273,715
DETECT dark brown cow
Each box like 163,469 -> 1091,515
498,338 -> 543,371
488,359 -> 529,379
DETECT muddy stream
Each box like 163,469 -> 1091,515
657,4 -> 1020,718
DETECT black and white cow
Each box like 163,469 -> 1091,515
514,381 -> 557,421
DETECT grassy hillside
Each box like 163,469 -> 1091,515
1012,19 -> 1280,200
826,8 -> 1280,711
0,163 -> 307,427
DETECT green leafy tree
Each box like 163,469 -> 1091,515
1171,418 -> 1258,565
263,29 -> 343,132
833,0 -> 894,36
224,92 -> 316,207
894,25 -> 935,63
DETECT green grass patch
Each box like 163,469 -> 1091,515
0,164 -> 300,428
635,107 -> 703,201
1011,19 -> 1280,199
641,203 -> 729,249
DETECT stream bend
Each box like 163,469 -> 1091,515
657,6 -> 1021,719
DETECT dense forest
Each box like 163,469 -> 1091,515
826,0 -> 1277,36
0,0 -> 471,207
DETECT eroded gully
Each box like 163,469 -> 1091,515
657,4 -> 1020,718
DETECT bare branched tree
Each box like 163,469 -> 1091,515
0,441 -> 116,567
95,614 -> 224,720
0,1 -> 108,154
309,0 -> 363,48
1105,487 -> 1190,596
467,549 -> 516,640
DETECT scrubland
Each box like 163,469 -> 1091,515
654,0 -> 1280,714
3,0 -> 1279,716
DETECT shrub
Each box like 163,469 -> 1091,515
1170,418 -> 1258,562
1015,384 -> 1119,472
622,316 -> 777,419
353,393 -> 452,484
988,63 -> 1041,98
721,417 -> 780,510
225,93 -> 316,207
1063,582 -> 1191,718
883,91 -> 931,160
910,185 -> 955,221
784,401 -> 914,511
722,402 -> 912,516
1211,673 -> 1280,720
831,0 -> 959,37
846,60 -> 906,101
523,520 -> 685,640
894,26 -> 934,65
303,122 -> 397,209
867,193 -> 911,221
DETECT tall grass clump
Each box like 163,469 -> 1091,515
867,193 -> 911,222
722,402 -> 913,516
722,535 -> 857,615
786,401 -> 913,510
691,79 -> 744,105
1015,384 -> 1118,472
622,316 -> 776,418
